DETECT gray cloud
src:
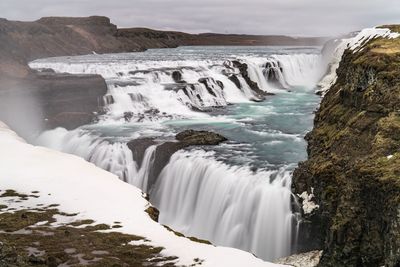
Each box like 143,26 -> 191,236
0,0 -> 399,36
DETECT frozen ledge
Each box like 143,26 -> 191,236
0,121 -> 286,267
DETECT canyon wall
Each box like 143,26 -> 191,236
293,26 -> 400,267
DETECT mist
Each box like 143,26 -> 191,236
0,82 -> 45,142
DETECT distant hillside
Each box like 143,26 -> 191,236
118,28 -> 328,47
0,16 -> 327,79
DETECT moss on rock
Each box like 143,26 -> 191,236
293,28 -> 400,267
0,192 -> 179,266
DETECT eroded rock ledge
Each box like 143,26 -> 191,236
293,25 -> 400,267
128,130 -> 227,191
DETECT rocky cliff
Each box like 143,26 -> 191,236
293,26 -> 400,267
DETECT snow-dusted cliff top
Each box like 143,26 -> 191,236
318,27 -> 400,95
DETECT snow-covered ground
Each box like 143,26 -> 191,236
0,120 -> 286,267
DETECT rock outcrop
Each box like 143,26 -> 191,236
231,60 -> 269,100
274,250 -> 322,267
293,26 -> 400,267
0,72 -> 107,136
127,130 -> 227,191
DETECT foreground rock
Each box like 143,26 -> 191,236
128,130 -> 227,191
274,251 -> 322,267
293,26 -> 400,266
153,130 -> 227,184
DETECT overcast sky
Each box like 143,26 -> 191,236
1,0 -> 399,36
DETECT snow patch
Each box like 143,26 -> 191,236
348,28 -> 400,52
298,188 -> 319,215
0,121 -> 286,267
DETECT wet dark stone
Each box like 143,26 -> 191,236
127,138 -> 157,167
172,71 -> 183,83
127,130 -> 227,192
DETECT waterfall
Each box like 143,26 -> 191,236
132,145 -> 157,192
30,47 -> 323,263
36,128 -> 162,193
30,52 -> 322,122
151,150 -> 295,261
241,55 -> 323,90
37,128 -> 298,261
35,128 -> 137,182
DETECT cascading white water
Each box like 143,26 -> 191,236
243,54 -> 323,91
36,128 -> 137,182
29,52 -> 322,122
30,46 -> 324,263
133,145 -> 157,192
36,128 -> 157,192
151,150 -> 295,261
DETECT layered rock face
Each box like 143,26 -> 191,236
0,72 -> 107,137
293,26 -> 400,266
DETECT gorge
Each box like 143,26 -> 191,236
30,45 -> 323,261
0,15 -> 399,267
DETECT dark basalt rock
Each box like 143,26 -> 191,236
292,33 -> 400,267
226,60 -> 268,101
175,129 -> 227,145
216,80 -> 224,89
127,138 -> 157,167
150,130 -> 227,189
228,75 -> 242,89
145,206 -> 160,222
198,77 -> 218,97
171,71 -> 183,83
127,130 -> 227,192
231,60 -> 267,95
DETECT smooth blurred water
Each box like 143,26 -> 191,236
165,86 -> 319,170
33,46 -> 321,170
32,46 -> 322,261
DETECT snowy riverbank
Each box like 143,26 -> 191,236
0,121 -> 287,267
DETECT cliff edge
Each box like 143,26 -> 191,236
293,26 -> 400,267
